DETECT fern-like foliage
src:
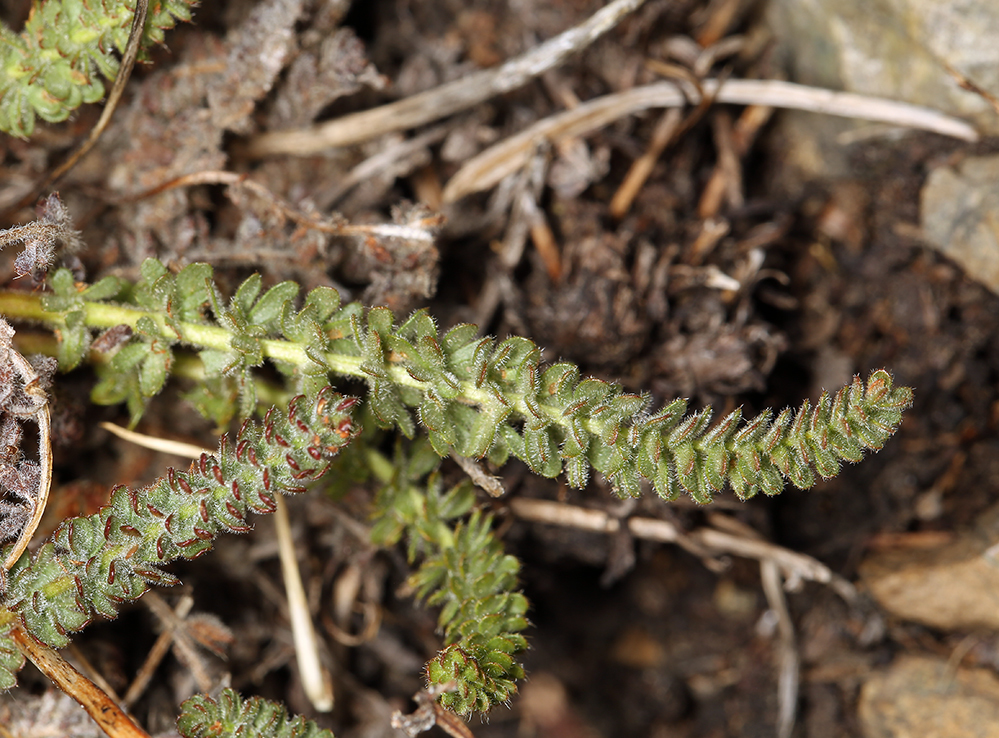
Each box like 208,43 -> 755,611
369,441 -> 528,714
0,0 -> 197,137
0,387 -> 356,651
177,688 -> 334,738
0,260 -> 913,504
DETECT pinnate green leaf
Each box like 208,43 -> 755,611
27,258 -> 913,504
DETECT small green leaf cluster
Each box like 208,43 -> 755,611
44,269 -> 127,372
2,261 -> 914,504
370,441 -> 528,715
40,260 -> 351,426
0,0 -> 197,137
177,688 -> 335,738
419,510 -> 528,714
83,260 -> 222,423
1,387 -> 356,651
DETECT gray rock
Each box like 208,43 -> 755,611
921,155 -> 999,295
860,501 -> 999,630
859,656 -> 999,738
764,0 -> 995,184
767,0 -> 998,134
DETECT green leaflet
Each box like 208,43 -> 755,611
0,609 -> 24,690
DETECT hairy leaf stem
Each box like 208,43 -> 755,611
0,288 -> 363,375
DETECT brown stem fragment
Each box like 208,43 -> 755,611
12,625 -> 152,738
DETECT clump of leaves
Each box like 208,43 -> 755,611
0,0 -> 198,137
178,688 -> 335,738
3,388 -> 357,650
0,380 -> 355,738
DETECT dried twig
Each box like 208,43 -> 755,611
98,422 -> 208,460
120,170 -> 444,243
324,608 -> 379,647
449,452 -> 505,498
613,60 -> 721,220
242,0 -> 649,158
609,107 -> 683,219
761,560 -> 799,738
685,220 -> 732,266
698,110 -> 743,219
129,590 -> 233,704
698,102 -> 774,220
695,0 -> 745,47
67,642 -> 125,706
443,78 -> 979,202
123,593 -> 196,707
391,683 -> 474,738
471,148 -> 548,334
274,493 -> 334,712
315,125 -> 450,209
507,497 -> 857,600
